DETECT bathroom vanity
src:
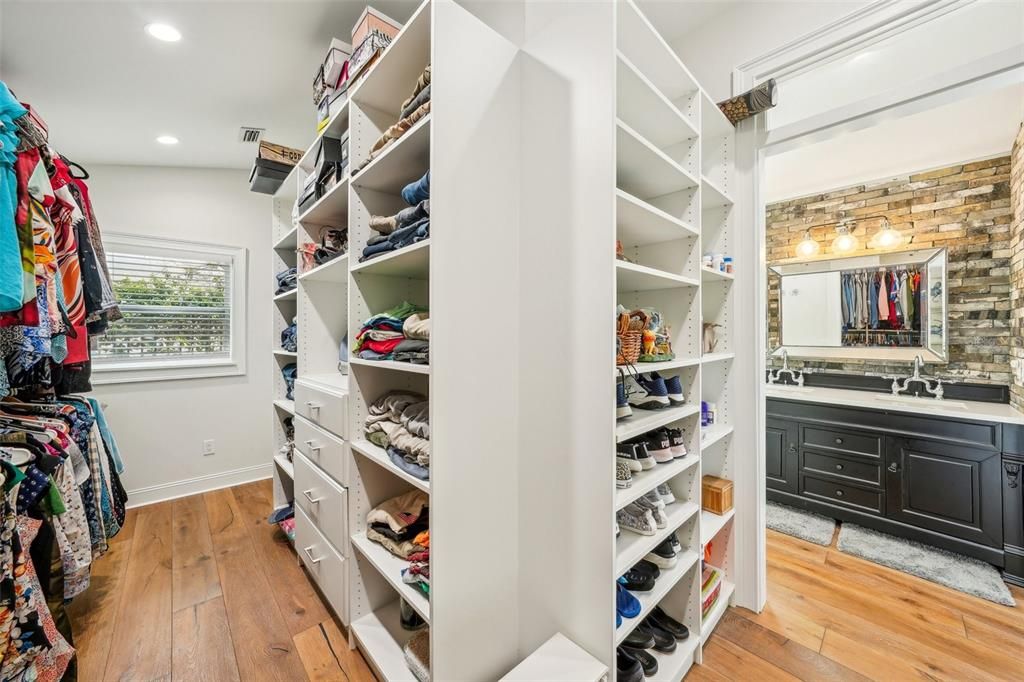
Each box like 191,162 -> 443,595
766,384 -> 1024,586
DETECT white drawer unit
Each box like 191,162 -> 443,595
294,379 -> 349,440
295,505 -> 349,624
294,452 -> 349,556
295,415 -> 349,487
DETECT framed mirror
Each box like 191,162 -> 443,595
768,247 -> 947,362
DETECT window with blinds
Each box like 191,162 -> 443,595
93,234 -> 247,382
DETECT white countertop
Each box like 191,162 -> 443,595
765,383 -> 1024,425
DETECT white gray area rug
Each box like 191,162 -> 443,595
838,523 -> 1014,606
766,501 -> 836,546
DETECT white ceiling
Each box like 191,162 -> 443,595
0,1 -> 420,170
637,0 -> 738,41
765,82 -> 1024,203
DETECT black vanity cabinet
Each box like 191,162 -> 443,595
767,397 -> 1024,584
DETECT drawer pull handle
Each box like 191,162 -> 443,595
302,489 -> 323,504
304,439 -> 322,452
302,545 -> 323,564
788,444 -> 797,453
835,464 -> 844,471
305,401 -> 322,413
835,490 -> 844,497
888,462 -> 898,473
834,438 -> 843,444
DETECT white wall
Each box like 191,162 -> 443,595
668,1 -> 868,102
86,165 -> 272,505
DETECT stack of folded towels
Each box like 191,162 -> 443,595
354,301 -> 430,364
361,170 -> 430,262
366,390 -> 430,481
366,490 -> 430,592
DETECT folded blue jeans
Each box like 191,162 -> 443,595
402,170 -> 430,205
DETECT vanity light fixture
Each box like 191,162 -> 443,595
831,222 -> 859,254
795,230 -> 820,259
868,217 -> 905,250
145,23 -> 182,42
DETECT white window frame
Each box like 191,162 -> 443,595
92,233 -> 248,384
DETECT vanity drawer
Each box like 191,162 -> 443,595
295,505 -> 348,624
802,475 -> 884,515
802,450 -> 882,487
295,416 -> 348,487
294,380 -> 348,440
802,426 -> 882,459
294,453 -> 349,556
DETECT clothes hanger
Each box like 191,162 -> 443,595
59,154 -> 90,179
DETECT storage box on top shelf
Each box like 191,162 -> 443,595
347,30 -> 392,87
352,6 -> 402,47
250,141 -> 302,195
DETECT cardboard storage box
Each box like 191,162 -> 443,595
322,38 -> 352,88
351,6 -> 402,47
701,475 -> 734,514
258,140 -> 302,166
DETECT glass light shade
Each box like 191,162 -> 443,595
831,224 -> 859,254
869,219 -> 905,250
795,231 -> 820,259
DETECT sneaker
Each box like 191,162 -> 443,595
616,462 -> 633,489
650,605 -> 690,640
629,441 -> 657,470
399,599 -> 426,631
658,427 -> 688,458
634,433 -> 672,463
616,380 -> 633,420
619,645 -> 658,677
638,620 -> 677,653
668,531 -> 682,553
616,582 -> 641,618
619,567 -> 655,592
644,538 -> 677,568
617,504 -> 657,536
616,648 -> 645,682
653,372 -> 685,405
634,496 -> 668,529
625,374 -> 670,410
642,491 -> 666,510
622,629 -> 656,650
632,559 -> 661,579
655,483 -> 676,505
616,443 -> 646,472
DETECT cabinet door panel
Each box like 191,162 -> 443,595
767,418 -> 798,493
886,437 -> 1002,548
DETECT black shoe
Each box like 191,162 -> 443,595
668,531 -> 682,554
644,539 -> 678,568
620,568 -> 656,592
632,559 -> 661,579
399,599 -> 425,631
620,645 -> 658,677
617,443 -> 651,472
616,647 -> 644,682
650,605 -> 690,640
637,621 -> 676,653
623,627 -> 656,650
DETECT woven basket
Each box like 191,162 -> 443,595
616,310 -> 649,365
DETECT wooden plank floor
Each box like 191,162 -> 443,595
69,481 -> 1024,681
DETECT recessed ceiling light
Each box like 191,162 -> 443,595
145,23 -> 182,42
156,135 -> 179,145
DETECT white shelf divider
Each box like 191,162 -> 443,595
616,453 -> 699,511
615,500 -> 700,577
701,508 -> 736,547
616,404 -> 701,443
351,439 -> 430,494
613,357 -> 701,377
350,601 -> 419,682
351,532 -> 430,623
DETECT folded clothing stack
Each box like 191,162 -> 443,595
354,301 -> 430,364
366,489 -> 429,560
361,172 -> 431,262
281,317 -> 297,352
365,390 -> 430,481
352,64 -> 431,176
282,363 -> 297,400
275,267 -> 297,295
402,535 -> 429,597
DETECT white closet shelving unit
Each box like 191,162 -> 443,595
271,177 -> 299,513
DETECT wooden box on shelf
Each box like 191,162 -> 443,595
702,475 -> 733,514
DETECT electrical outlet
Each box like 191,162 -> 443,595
202,439 -> 216,456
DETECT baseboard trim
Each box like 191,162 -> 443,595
126,463 -> 272,508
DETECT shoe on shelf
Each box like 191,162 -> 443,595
633,496 -> 668,529
638,620 -> 677,653
642,491 -> 666,510
652,372 -> 685,405
625,374 -> 670,410
616,443 -> 646,472
634,433 -> 672,463
617,504 -> 657,536
617,582 -> 642,618
668,531 -> 682,554
644,538 -> 678,568
616,381 -> 633,420
655,483 -> 676,505
658,427 -> 688,458
615,520 -> 620,538
650,605 -> 690,640
622,628 -> 656,650
616,462 -> 633,489
632,559 -> 661,579
616,648 -> 646,682
626,441 -> 657,470
620,568 -> 656,592
619,645 -> 658,677
399,599 -> 426,631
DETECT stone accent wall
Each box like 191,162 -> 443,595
1010,125 -> 1024,410
767,155 -> 1014,385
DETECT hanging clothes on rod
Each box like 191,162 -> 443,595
840,264 -> 924,347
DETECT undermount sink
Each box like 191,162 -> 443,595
873,394 -> 969,410
766,384 -> 816,394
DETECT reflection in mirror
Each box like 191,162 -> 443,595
769,248 -> 947,361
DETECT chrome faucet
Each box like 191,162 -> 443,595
888,354 -> 945,399
768,349 -> 804,387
